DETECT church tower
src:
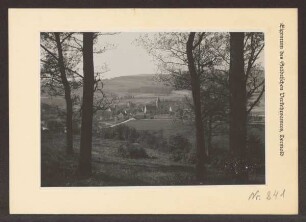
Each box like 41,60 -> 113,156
156,97 -> 160,109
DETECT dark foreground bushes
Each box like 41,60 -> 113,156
209,133 -> 265,176
101,125 -> 166,150
168,134 -> 192,162
101,125 -> 193,162
101,125 -> 139,142
118,142 -> 149,159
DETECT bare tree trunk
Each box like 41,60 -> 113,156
79,32 -> 95,176
229,32 -> 248,183
186,32 -> 207,182
54,33 -> 73,155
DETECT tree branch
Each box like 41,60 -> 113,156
192,32 -> 205,50
60,32 -> 75,44
247,85 -> 265,114
40,44 -> 59,61
250,43 -> 265,68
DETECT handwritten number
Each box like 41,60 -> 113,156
249,189 -> 286,201
280,189 -> 286,198
266,191 -> 271,200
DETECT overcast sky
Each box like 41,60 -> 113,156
93,32 -> 264,79
94,33 -> 156,79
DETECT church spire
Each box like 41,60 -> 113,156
156,97 -> 160,108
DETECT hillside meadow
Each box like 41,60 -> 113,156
41,117 -> 265,186
41,133 -> 264,187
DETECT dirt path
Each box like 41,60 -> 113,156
107,118 -> 136,128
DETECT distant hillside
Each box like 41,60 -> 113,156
41,74 -> 264,116
41,74 -> 172,98
102,74 -> 172,95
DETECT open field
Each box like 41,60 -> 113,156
123,119 -> 195,139
122,118 -> 264,150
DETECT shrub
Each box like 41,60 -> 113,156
156,139 -> 169,152
223,157 -> 253,176
101,125 -> 140,142
168,134 -> 191,162
138,131 -> 156,148
127,127 -> 139,143
246,133 -> 265,174
118,143 -> 149,159
204,133 -> 265,176
101,125 -> 170,152
222,154 -> 264,177
186,148 -> 197,164
72,121 -> 80,134
47,120 -> 64,132
209,146 -> 230,169
247,134 -> 265,162
102,127 -> 115,139
114,125 -> 125,140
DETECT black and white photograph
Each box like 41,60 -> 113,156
40,32 -> 265,187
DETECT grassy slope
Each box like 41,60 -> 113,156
41,129 -> 265,187
41,133 -> 197,187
